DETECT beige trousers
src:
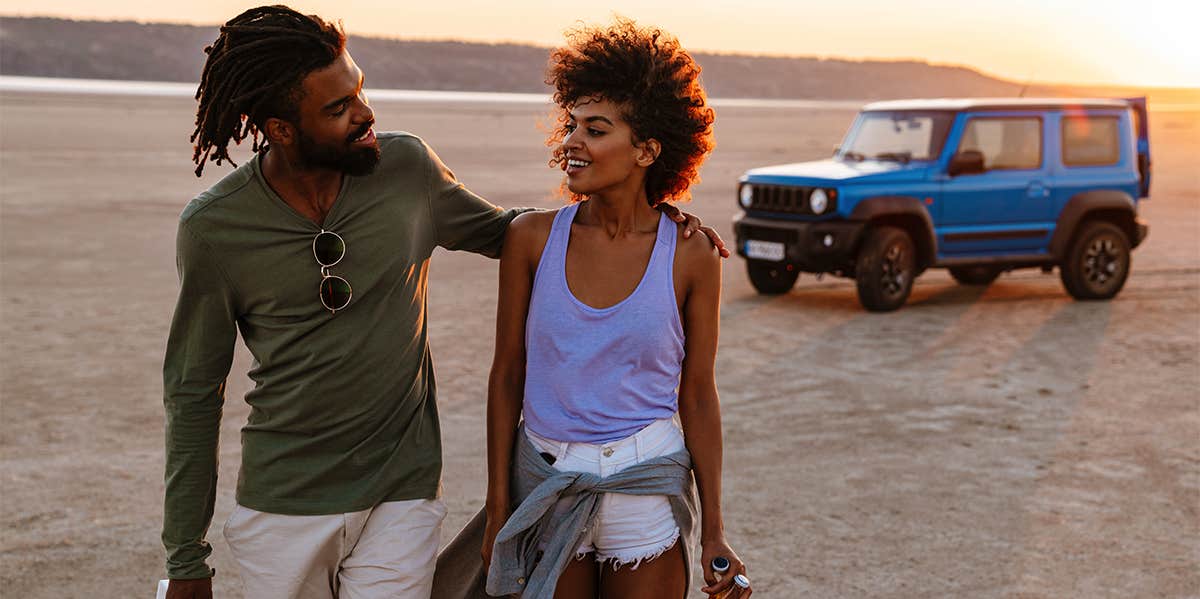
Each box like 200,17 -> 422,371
222,498 -> 447,599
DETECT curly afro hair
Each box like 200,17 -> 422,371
547,18 -> 715,206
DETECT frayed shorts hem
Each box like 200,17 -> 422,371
589,528 -> 680,571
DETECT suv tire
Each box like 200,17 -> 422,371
949,266 -> 1001,286
747,260 -> 799,295
1060,220 -> 1131,300
855,226 -> 916,312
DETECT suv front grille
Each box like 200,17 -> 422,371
744,185 -> 820,214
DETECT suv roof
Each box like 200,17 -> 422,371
862,98 -> 1131,112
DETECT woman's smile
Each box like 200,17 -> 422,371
565,157 -> 592,176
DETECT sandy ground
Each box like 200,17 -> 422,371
1,92 -> 1197,598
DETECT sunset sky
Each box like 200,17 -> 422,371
3,0 -> 1198,88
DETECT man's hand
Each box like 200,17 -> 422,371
166,577 -> 212,599
657,204 -> 731,258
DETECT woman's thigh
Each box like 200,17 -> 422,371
554,552 -> 599,599
599,541 -> 686,599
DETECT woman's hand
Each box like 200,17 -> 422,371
700,535 -> 751,597
481,506 -> 509,572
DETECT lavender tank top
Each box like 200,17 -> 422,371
523,203 -> 685,444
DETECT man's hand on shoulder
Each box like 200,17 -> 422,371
657,203 -> 730,258
166,577 -> 212,599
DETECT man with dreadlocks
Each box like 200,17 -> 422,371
164,6 -> 473,598
162,6 -> 725,599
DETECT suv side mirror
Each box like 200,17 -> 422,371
948,150 -> 985,176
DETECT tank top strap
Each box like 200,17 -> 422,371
540,203 -> 579,271
646,210 -> 678,284
656,210 -> 677,252
552,203 -> 580,235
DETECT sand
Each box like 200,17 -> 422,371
1,92 -> 1197,598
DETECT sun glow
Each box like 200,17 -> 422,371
2,0 -> 1197,88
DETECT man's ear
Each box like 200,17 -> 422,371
264,117 -> 295,148
635,138 -> 661,167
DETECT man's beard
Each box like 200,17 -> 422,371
296,125 -> 381,176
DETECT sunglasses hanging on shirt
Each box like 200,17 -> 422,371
313,230 -> 352,314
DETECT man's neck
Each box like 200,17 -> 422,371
261,149 -> 344,226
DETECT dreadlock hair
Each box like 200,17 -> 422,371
547,18 -> 715,206
190,5 -> 346,177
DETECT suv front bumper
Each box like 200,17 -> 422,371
733,213 -> 865,272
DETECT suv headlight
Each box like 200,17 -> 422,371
739,184 -> 754,208
809,189 -> 829,214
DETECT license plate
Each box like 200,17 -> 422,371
745,240 -> 785,262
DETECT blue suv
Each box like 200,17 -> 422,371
733,98 -> 1151,311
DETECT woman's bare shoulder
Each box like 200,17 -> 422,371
673,222 -> 721,272
511,208 -> 559,234
506,208 -> 562,261
509,208 -> 560,243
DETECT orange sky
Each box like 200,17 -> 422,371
4,0 -> 1198,87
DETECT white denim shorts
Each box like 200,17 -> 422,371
524,416 -> 685,569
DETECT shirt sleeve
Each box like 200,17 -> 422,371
161,220 -> 238,580
422,139 -> 530,258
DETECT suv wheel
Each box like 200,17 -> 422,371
1060,221 -> 1131,300
855,226 -> 916,312
746,260 -> 799,295
948,266 -> 1001,286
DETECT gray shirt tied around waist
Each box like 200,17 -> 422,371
485,424 -> 700,599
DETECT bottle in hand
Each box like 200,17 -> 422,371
711,557 -> 750,598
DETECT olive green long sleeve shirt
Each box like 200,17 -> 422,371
162,132 -> 520,579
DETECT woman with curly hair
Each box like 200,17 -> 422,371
479,19 -> 750,599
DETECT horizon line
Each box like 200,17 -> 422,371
2,76 -> 1197,111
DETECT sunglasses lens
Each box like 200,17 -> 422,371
320,276 -> 352,311
314,231 -> 345,267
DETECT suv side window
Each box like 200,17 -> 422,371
957,117 -> 1042,170
1062,115 -> 1120,166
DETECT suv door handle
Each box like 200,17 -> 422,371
1026,182 -> 1050,198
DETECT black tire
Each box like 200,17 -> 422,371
855,226 -> 916,312
746,260 -> 799,295
1060,221 -> 1131,300
948,265 -> 1001,286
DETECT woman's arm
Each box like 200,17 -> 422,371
482,211 -> 549,567
674,232 -> 747,596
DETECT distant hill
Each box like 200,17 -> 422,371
0,16 -> 1190,103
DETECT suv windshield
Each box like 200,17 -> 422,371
838,111 -> 954,162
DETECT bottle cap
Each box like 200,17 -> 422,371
733,574 -> 751,588
711,556 -> 731,573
